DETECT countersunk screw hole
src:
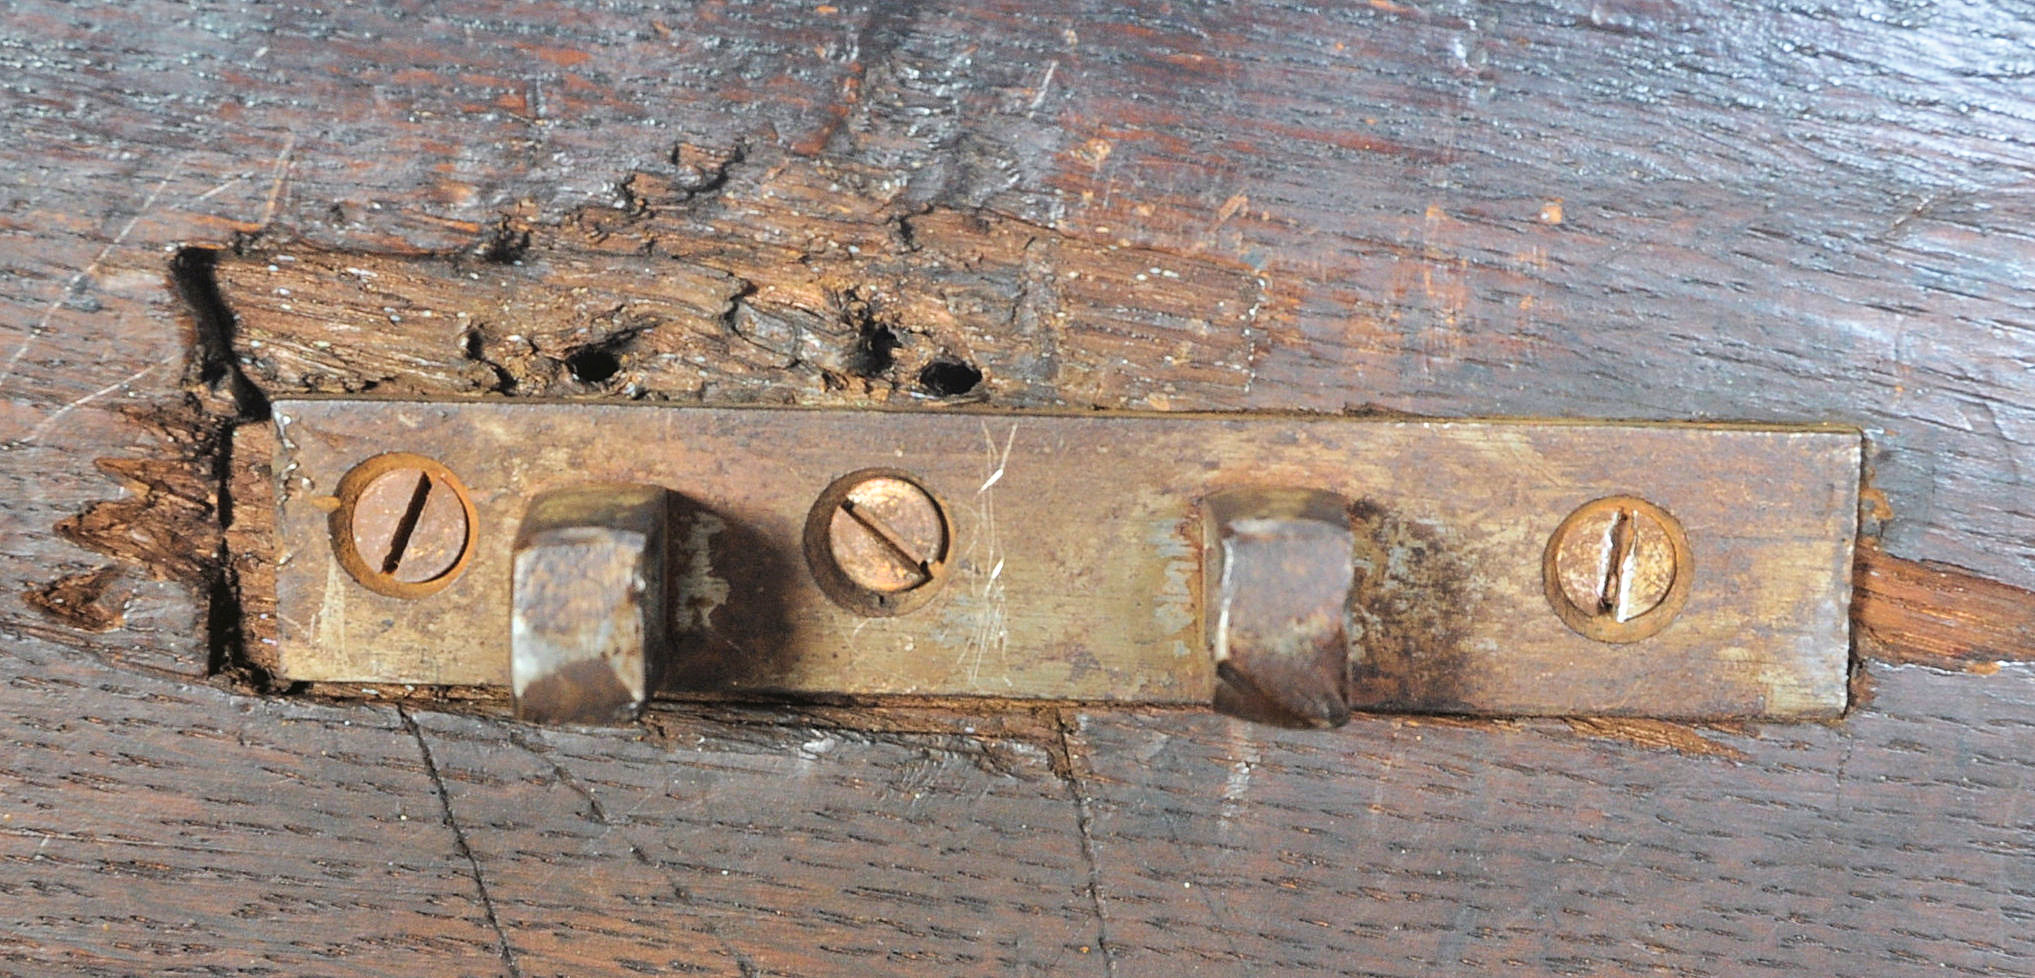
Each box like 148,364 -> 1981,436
1543,495 -> 1691,643
330,453 -> 477,599
803,469 -> 952,617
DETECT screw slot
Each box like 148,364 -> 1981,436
330,452 -> 477,599
803,469 -> 951,616
1543,495 -> 1691,643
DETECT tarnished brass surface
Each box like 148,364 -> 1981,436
268,400 -> 1861,719
1544,495 -> 1694,643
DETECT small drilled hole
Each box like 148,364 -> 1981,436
564,347 -> 621,383
917,357 -> 982,397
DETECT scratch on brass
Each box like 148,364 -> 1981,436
953,421 -> 1018,685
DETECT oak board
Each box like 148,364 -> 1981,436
4,2 -> 2035,975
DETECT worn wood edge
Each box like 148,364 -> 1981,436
225,421 -> 279,677
1853,540 -> 2035,673
213,142 -> 1272,412
21,565 -> 127,633
20,247 -> 273,682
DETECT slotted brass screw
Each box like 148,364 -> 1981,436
804,470 -> 950,616
330,453 -> 476,598
1543,496 -> 1691,643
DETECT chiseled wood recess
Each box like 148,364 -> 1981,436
4,1 -> 2035,976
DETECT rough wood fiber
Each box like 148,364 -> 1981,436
215,145 -> 1269,410
1855,542 -> 2035,672
2,1 -> 2035,975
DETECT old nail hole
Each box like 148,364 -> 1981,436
917,357 -> 982,397
564,346 -> 621,384
478,219 -> 531,264
846,322 -> 900,378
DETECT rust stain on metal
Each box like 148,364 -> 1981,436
1343,500 -> 1479,713
803,469 -> 952,616
1201,488 -> 1355,728
511,485 -> 671,724
267,400 -> 1859,720
326,452 -> 476,599
349,468 -> 466,584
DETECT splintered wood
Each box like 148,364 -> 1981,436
214,145 -> 1265,411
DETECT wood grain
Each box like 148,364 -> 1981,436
3,0 -> 2035,974
168,1 -> 2035,596
1066,677 -> 2035,977
0,640 -> 513,978
212,142 -> 1269,411
1855,542 -> 2035,671
409,707 -> 1109,976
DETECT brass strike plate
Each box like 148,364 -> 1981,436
267,399 -> 1860,720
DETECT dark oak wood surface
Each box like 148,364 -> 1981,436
4,1 -> 2035,974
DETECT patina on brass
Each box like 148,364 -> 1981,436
268,400 -> 1861,721
1544,496 -> 1694,643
